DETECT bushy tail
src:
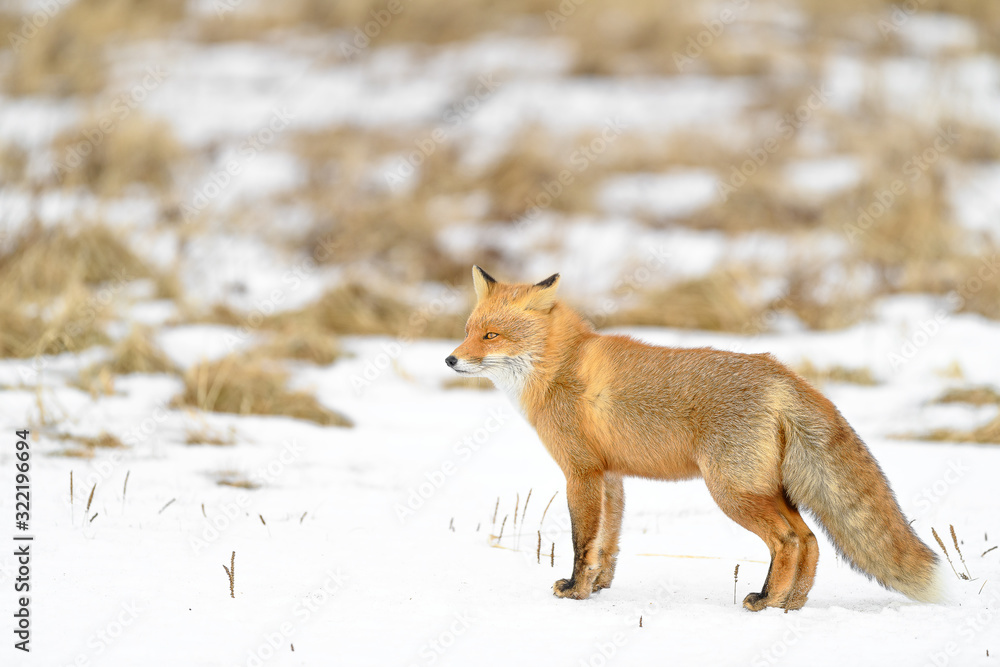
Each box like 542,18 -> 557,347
781,400 -> 943,603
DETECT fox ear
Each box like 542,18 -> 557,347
526,273 -> 560,312
472,265 -> 497,301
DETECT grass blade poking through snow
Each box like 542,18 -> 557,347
223,551 -> 235,598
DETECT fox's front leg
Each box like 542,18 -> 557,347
553,472 -> 604,600
592,472 -> 624,592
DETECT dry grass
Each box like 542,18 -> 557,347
903,384 -> 1000,444
269,283 -> 466,339
442,376 -> 495,391
0,143 -> 28,185
76,325 -> 178,395
468,128 -> 603,220
0,222 -> 148,300
603,270 -> 761,332
253,325 -> 345,366
97,325 -> 177,374
913,414 -> 1000,445
0,286 -> 111,359
5,0 -> 185,96
50,431 -> 126,458
0,222 -> 167,358
934,386 -> 1000,406
52,113 -> 185,196
304,198 -> 468,285
795,360 -> 879,386
186,426 -> 236,446
952,252 -> 1000,320
173,355 -> 353,427
781,264 -> 873,331
213,471 -> 260,490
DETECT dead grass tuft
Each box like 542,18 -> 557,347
0,222 -> 147,299
0,222 -> 167,358
214,471 -> 261,489
913,414 -> 1000,445
101,325 -> 177,374
934,386 -> 1000,406
781,265 -> 873,331
603,270 -> 760,332
76,325 -> 178,394
50,431 -> 126,457
270,283 -> 465,339
5,0 -> 185,96
442,376 -> 495,391
470,128 -> 601,220
253,325 -> 344,366
795,360 -> 879,386
173,355 -> 353,427
52,113 -> 185,196
186,426 -> 236,446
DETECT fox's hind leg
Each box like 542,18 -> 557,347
703,473 -> 815,610
593,472 -> 624,592
553,471 -> 603,600
775,496 -> 818,609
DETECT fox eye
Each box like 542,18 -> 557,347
483,332 -> 499,340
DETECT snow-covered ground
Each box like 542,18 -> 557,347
0,295 -> 997,667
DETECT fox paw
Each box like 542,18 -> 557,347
742,592 -> 768,612
743,591 -> 803,612
553,578 -> 591,600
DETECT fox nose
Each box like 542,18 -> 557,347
445,355 -> 458,368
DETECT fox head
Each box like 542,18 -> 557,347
445,266 -> 561,400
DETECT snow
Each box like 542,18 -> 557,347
893,14 -> 980,56
949,163 -> 1000,244
598,170 -> 719,219
783,156 -> 863,200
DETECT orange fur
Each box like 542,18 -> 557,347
447,267 -> 941,610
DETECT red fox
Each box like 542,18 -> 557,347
446,266 -> 943,610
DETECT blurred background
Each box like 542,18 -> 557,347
0,0 -> 998,440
